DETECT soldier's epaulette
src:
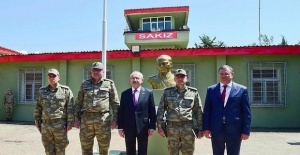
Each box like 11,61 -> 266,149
149,74 -> 157,78
39,86 -> 47,90
59,84 -> 70,89
187,86 -> 197,91
82,79 -> 92,84
39,86 -> 48,93
164,86 -> 175,91
103,78 -> 114,83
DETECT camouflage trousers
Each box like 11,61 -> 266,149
41,121 -> 69,155
79,113 -> 112,155
167,124 -> 195,155
5,104 -> 14,119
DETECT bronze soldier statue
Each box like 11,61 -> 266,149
148,55 -> 176,89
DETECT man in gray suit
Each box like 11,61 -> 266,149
117,71 -> 157,155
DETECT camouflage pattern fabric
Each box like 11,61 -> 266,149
4,104 -> 14,119
157,86 -> 203,155
80,113 -> 111,155
167,124 -> 195,155
74,78 -> 120,155
3,94 -> 16,119
41,121 -> 69,155
34,83 -> 74,155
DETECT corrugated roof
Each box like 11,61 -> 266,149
0,46 -> 20,55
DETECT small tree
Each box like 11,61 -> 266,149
260,34 -> 274,45
194,35 -> 226,48
278,35 -> 288,45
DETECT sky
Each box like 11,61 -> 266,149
1,0 -> 299,54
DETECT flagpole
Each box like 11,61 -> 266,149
102,0 -> 107,78
258,0 -> 261,45
94,0 -> 107,153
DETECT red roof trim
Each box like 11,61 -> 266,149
0,46 -> 20,55
124,6 -> 189,15
0,46 -> 300,63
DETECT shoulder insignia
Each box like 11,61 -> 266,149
59,84 -> 70,89
39,86 -> 47,90
103,78 -> 114,83
149,74 -> 157,78
164,87 -> 176,92
187,86 -> 197,91
83,79 -> 91,85
39,87 -> 48,93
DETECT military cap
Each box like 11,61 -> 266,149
48,68 -> 59,75
91,62 -> 104,70
174,69 -> 187,76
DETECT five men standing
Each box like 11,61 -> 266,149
30,61 -> 251,154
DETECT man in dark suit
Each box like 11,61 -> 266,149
203,65 -> 251,155
117,71 -> 157,155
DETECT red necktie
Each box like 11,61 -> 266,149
222,85 -> 227,104
132,89 -> 138,107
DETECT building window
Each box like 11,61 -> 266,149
83,65 -> 113,80
142,16 -> 172,31
172,64 -> 195,87
18,68 -> 44,104
248,62 -> 286,107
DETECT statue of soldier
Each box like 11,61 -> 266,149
148,55 -> 176,89
3,88 -> 16,121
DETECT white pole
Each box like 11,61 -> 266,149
102,0 -> 107,78
93,1 -> 107,154
258,0 -> 261,45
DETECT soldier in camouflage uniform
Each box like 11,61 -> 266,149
148,54 -> 176,89
34,68 -> 74,155
74,62 -> 120,155
157,69 -> 204,155
3,88 -> 16,121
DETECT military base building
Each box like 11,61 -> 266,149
1,6 -> 300,129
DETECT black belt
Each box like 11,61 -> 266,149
43,118 -> 63,124
167,121 -> 193,126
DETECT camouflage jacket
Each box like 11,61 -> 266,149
33,83 -> 74,125
157,86 -> 203,130
3,94 -> 16,105
74,78 -> 120,121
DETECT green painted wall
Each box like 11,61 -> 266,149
1,54 -> 300,129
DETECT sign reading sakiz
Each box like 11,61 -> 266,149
135,32 -> 177,40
